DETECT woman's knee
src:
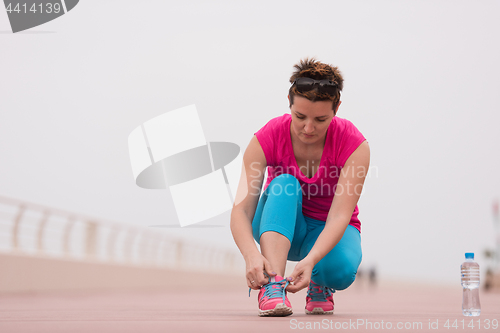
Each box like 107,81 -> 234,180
315,256 -> 360,290
268,174 -> 301,197
331,265 -> 358,290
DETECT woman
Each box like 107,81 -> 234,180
230,58 -> 370,317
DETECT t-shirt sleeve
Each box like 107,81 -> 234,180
254,118 -> 278,166
336,120 -> 367,168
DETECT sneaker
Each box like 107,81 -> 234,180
250,275 -> 292,317
305,280 -> 334,314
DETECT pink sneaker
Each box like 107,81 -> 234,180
305,280 -> 334,314
252,275 -> 292,317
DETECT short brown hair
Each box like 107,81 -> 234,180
289,58 -> 344,111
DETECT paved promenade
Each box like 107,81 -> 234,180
1,278 -> 499,333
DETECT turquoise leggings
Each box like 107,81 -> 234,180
252,174 -> 362,291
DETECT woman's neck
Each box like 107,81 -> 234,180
290,128 -> 327,155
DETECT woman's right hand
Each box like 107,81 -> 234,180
245,252 -> 276,290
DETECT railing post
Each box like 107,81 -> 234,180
139,233 -> 149,265
124,229 -> 137,264
224,252 -> 233,273
208,249 -> 217,270
176,240 -> 183,269
63,217 -> 75,257
36,211 -> 49,255
162,239 -> 172,267
149,237 -> 159,266
228,253 -> 237,273
12,204 -> 25,251
107,226 -> 119,262
144,234 -> 153,265
85,221 -> 98,260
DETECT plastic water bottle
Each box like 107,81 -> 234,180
461,253 -> 481,316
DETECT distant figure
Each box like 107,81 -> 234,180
369,267 -> 377,286
484,269 -> 492,291
230,58 -> 370,317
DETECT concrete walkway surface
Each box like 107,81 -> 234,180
1,279 -> 499,333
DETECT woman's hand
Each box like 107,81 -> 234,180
285,257 -> 315,293
246,252 -> 276,290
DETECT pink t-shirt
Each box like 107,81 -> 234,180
254,113 -> 366,232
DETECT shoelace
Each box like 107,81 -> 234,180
307,281 -> 334,302
324,286 -> 334,298
249,278 -> 290,304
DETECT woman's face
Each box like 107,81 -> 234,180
289,95 -> 339,146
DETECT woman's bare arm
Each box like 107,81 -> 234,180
230,135 -> 275,288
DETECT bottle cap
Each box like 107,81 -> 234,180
465,252 -> 474,259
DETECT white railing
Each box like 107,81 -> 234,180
0,195 -> 244,274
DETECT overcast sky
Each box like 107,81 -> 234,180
1,0 -> 499,284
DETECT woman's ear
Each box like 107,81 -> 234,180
334,100 -> 342,115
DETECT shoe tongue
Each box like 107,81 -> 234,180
271,275 -> 284,282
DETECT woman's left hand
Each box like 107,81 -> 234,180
285,257 -> 315,293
